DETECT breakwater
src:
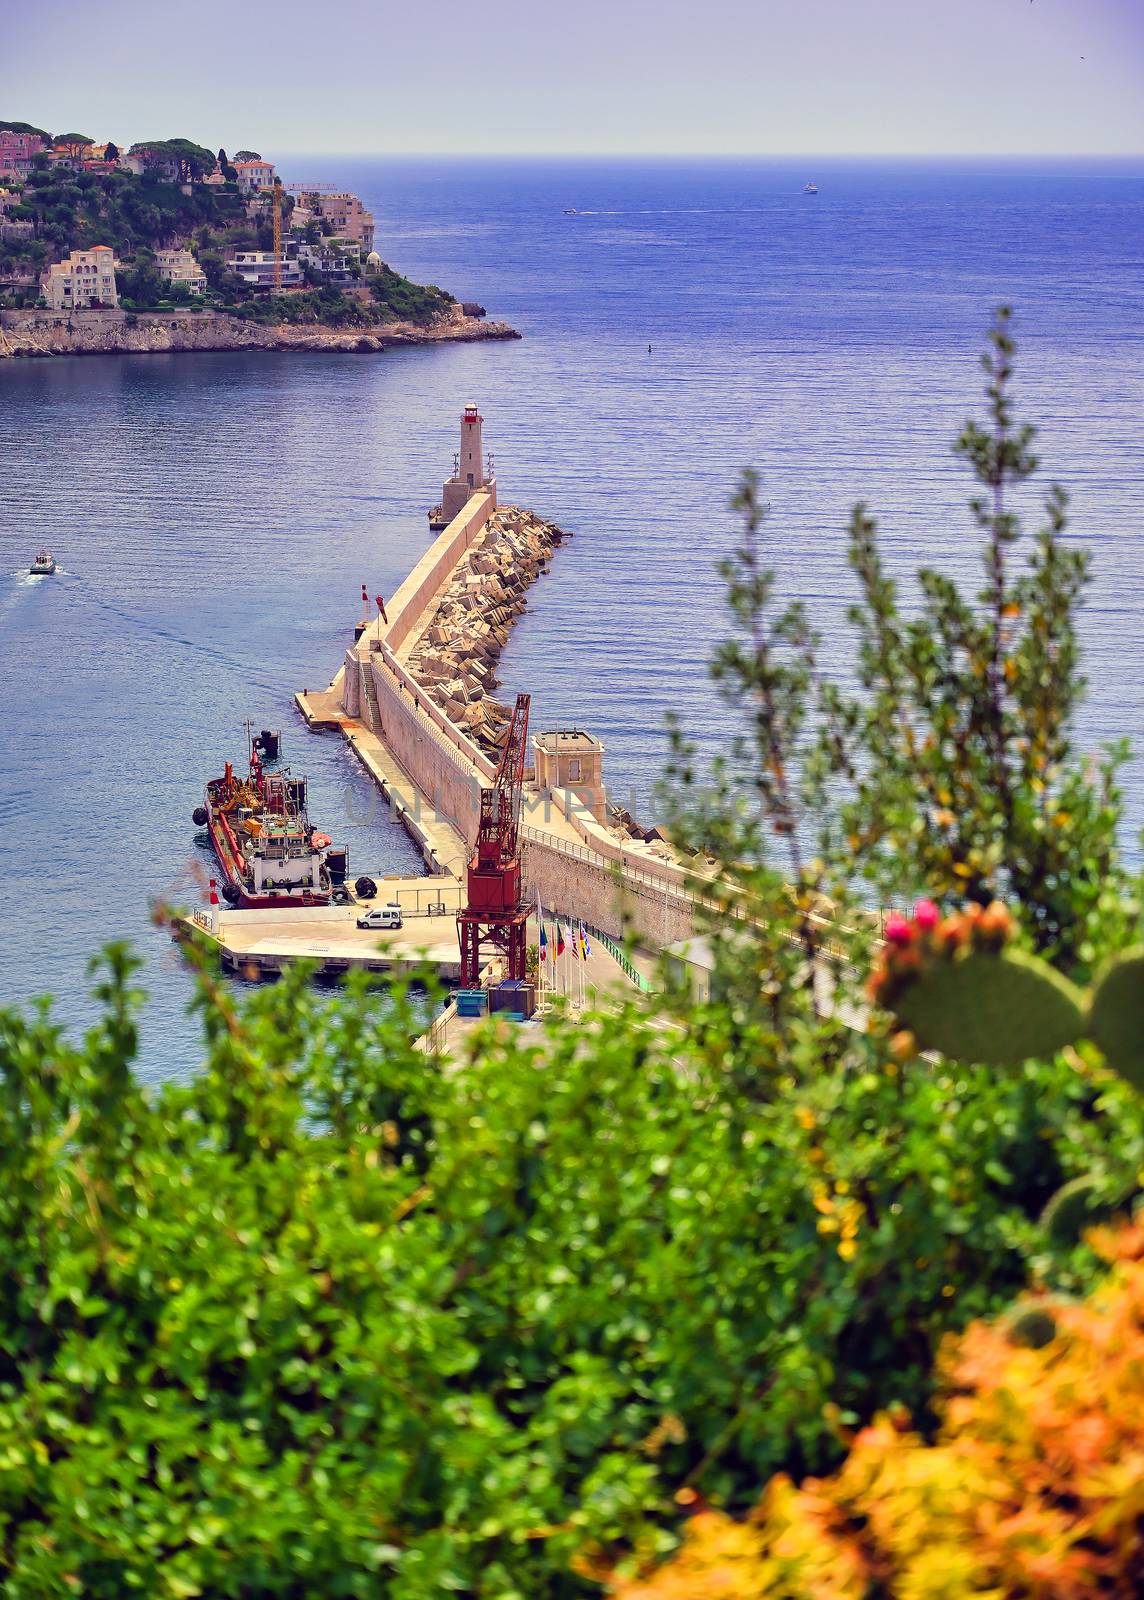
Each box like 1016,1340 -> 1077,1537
403,506 -> 568,762
0,304 -> 519,360
301,471 -> 702,951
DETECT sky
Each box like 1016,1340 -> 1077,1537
4,0 -> 1143,157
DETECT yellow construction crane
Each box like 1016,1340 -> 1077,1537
271,178 -> 283,292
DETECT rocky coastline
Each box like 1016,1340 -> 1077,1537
0,303 -> 520,360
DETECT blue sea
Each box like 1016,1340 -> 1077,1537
2,157 -> 1143,1079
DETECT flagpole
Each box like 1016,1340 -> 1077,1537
536,888 -> 548,1013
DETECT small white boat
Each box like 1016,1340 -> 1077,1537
29,549 -> 56,575
563,207 -> 579,215
804,179 -> 818,194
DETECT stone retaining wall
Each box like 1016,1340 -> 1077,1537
0,305 -> 519,359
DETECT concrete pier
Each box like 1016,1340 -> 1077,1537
179,890 -> 464,982
192,408 -> 715,984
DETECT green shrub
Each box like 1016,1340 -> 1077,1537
0,944 -> 1140,1597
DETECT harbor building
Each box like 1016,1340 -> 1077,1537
40,246 -> 119,310
533,730 -> 608,823
154,248 -> 208,296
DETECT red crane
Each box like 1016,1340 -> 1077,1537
457,692 -> 531,988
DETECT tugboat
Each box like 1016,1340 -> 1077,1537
191,727 -> 344,909
29,549 -> 56,575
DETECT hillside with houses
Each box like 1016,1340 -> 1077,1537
0,120 -> 465,332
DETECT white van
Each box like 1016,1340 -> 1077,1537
357,903 -> 403,930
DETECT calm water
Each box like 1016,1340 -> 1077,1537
2,157 -> 1143,1078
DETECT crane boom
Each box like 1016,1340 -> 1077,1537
476,693 -> 529,868
271,179 -> 283,293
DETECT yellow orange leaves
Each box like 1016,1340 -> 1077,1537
610,1235 -> 1144,1600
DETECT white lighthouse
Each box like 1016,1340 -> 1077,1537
437,403 -> 496,525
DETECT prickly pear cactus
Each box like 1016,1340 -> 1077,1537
894,947 -> 1084,1067
871,902 -> 1144,1089
1087,947 -> 1144,1092
870,901 -> 1084,1067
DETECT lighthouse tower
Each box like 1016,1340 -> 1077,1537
439,403 -> 497,524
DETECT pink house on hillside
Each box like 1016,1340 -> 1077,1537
0,129 -> 46,179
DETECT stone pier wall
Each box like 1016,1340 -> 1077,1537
385,492 -> 497,654
366,657 -> 485,861
522,832 -> 696,947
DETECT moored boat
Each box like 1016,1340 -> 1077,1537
29,549 -> 56,575
191,729 -> 342,909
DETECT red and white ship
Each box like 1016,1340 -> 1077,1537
192,730 -> 340,909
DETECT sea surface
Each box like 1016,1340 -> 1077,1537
2,157 -> 1143,1079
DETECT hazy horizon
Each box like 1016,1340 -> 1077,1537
6,0 -> 1143,160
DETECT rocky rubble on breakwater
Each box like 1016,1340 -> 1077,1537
0,304 -> 519,360
405,506 -> 568,760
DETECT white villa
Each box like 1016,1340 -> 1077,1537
40,246 -> 119,310
154,248 -> 208,296
226,249 -> 304,288
233,159 -> 276,195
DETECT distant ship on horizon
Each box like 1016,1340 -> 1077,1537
804,179 -> 818,195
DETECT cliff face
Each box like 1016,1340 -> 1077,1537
0,304 -> 520,359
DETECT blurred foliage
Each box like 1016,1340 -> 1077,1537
610,1222 -> 1144,1600
0,936 -> 1140,1596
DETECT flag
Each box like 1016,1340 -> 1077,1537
556,922 -> 567,958
569,923 -> 580,959
539,921 -> 548,961
580,922 -> 591,959
375,594 -> 389,624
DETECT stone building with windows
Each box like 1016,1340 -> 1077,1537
154,248 -> 208,296
533,730 -> 607,823
291,189 -> 376,254
0,129 -> 46,179
226,247 -> 304,288
233,159 -> 276,195
40,246 -> 119,310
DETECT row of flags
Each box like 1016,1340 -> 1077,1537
537,894 -> 591,963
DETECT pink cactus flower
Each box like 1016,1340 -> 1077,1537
913,898 -> 940,930
885,915 -> 912,946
